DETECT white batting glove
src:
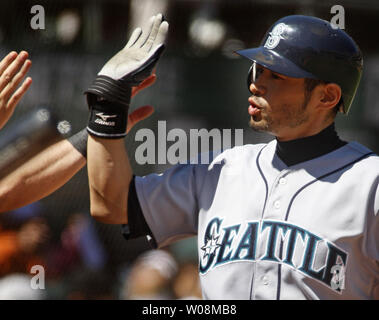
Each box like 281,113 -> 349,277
86,14 -> 168,139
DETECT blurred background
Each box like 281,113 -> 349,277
0,0 -> 378,299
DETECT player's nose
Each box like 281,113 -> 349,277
249,81 -> 265,97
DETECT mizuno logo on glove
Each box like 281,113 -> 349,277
94,113 -> 117,126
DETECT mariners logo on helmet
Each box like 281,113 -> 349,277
264,23 -> 287,49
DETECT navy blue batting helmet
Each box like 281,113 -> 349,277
236,15 -> 363,114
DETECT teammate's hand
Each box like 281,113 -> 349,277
127,73 -> 156,133
126,105 -> 154,134
131,72 -> 156,98
0,51 -> 32,130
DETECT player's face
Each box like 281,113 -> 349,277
247,64 -> 318,141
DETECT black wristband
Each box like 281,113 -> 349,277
86,94 -> 129,139
67,128 -> 88,158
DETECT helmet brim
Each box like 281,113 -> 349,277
236,47 -> 317,79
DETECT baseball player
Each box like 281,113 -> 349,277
0,50 -> 154,212
86,15 -> 378,299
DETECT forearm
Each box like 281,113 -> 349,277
0,139 -> 86,212
87,135 -> 133,224
85,14 -> 167,224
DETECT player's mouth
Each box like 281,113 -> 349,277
248,99 -> 262,117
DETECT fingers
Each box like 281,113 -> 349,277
0,51 -> 32,130
125,27 -> 142,49
142,14 -> 165,52
134,15 -> 156,48
131,73 -> 156,97
0,76 -> 32,130
126,105 -> 154,133
6,76 -> 32,112
0,51 -> 30,92
0,51 -> 18,76
152,21 -> 169,51
1,58 -> 32,102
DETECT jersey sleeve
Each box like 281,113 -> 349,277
364,181 -> 379,299
135,163 -> 200,248
121,175 -> 158,248
133,147 -> 251,248
364,181 -> 379,262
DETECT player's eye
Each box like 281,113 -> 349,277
271,72 -> 284,80
256,66 -> 264,78
250,66 -> 264,82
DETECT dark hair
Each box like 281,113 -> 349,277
304,78 -> 342,116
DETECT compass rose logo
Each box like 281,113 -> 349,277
201,229 -> 221,259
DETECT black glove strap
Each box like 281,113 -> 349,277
85,75 -> 132,106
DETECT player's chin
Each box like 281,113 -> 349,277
248,115 -> 269,132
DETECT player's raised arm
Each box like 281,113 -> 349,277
0,51 -> 32,130
86,14 -> 168,224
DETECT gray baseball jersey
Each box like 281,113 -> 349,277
135,140 -> 379,299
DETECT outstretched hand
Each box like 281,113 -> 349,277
0,51 -> 32,130
85,14 -> 168,139
98,14 -> 168,84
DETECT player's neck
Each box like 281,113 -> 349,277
275,122 -> 346,167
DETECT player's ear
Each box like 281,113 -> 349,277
318,83 -> 342,111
